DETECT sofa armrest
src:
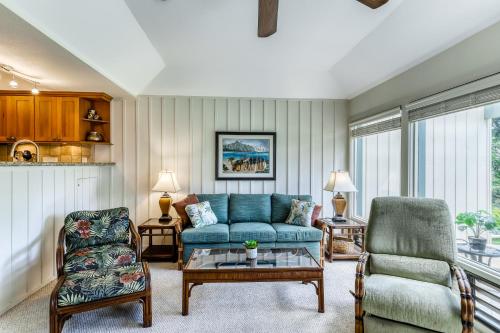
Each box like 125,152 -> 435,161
129,220 -> 142,262
453,265 -> 474,333
174,219 -> 184,270
354,252 -> 369,333
56,227 -> 66,278
313,219 -> 327,266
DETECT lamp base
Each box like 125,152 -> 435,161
332,192 -> 347,220
159,193 -> 172,223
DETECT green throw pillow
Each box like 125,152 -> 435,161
185,201 -> 218,228
285,199 -> 315,227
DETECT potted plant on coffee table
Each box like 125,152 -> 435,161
244,240 -> 258,259
456,210 -> 498,251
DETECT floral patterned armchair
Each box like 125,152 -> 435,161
56,207 -> 141,277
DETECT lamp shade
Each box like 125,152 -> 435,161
324,171 -> 357,193
152,170 -> 181,193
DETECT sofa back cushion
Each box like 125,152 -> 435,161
271,193 -> 313,223
229,194 -> 271,223
196,194 -> 229,224
64,207 -> 129,252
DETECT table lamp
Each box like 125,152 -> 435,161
324,170 -> 357,222
152,170 -> 181,223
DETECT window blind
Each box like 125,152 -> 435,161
350,117 -> 401,138
408,84 -> 500,122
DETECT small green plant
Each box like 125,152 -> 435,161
455,210 -> 498,238
243,240 -> 258,249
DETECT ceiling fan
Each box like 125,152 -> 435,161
258,0 -> 390,37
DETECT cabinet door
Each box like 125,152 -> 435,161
7,96 -> 35,141
0,96 -> 8,141
58,97 -> 79,142
35,96 -> 58,141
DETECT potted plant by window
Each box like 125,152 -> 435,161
456,210 -> 498,251
244,240 -> 258,259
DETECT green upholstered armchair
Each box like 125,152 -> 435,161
354,197 -> 474,333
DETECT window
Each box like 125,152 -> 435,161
412,102 -> 500,272
351,115 -> 401,220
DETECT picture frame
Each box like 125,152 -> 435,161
215,131 -> 276,180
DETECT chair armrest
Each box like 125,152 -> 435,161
56,227 -> 66,278
129,220 -> 142,262
453,265 -> 474,333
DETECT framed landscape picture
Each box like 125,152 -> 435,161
215,132 -> 276,180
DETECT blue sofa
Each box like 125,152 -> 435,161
177,193 -> 326,266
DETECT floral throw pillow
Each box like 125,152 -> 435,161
185,201 -> 218,228
285,199 -> 316,227
64,207 -> 130,252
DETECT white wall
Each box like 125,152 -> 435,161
0,165 -> 113,314
110,96 -> 349,223
349,20 -> 500,121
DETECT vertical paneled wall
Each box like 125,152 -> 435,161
111,96 -> 348,222
0,165 -> 113,314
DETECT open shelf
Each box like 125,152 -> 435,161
81,118 -> 110,124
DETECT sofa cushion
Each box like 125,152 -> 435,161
271,193 -> 312,223
64,243 -> 137,274
229,194 -> 271,223
181,223 -> 229,244
370,253 -> 452,288
185,201 -> 218,228
173,194 -> 199,226
284,199 -> 316,227
229,222 -> 276,242
272,223 -> 323,242
363,274 -> 462,333
57,263 -> 146,307
196,194 -> 229,224
64,207 -> 129,252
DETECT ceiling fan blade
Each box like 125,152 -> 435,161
357,0 -> 389,9
258,0 -> 279,37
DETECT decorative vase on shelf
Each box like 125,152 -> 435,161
86,131 -> 103,142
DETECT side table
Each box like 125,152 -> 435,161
138,218 -> 180,263
318,218 -> 366,262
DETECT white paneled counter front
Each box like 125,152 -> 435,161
0,164 -> 115,314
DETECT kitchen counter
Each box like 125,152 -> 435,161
0,161 -> 115,166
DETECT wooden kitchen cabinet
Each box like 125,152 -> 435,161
35,96 -> 79,142
0,96 -> 35,142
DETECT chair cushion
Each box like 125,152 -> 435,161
284,199 -> 316,227
366,197 -> 456,264
185,201 -> 218,228
229,194 -> 271,223
196,194 -> 229,224
173,194 -> 199,226
64,207 -> 130,252
181,223 -> 229,244
272,223 -> 323,242
64,243 -> 137,274
57,263 -> 146,307
370,253 -> 452,287
363,274 -> 462,333
271,193 -> 312,223
364,315 -> 436,333
229,222 -> 276,242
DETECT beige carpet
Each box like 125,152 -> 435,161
0,261 -> 356,333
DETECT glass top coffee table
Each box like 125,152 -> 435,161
182,248 -> 324,315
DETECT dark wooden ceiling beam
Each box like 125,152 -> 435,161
258,0 -> 279,37
357,0 -> 389,9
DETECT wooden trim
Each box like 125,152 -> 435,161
454,265 -> 475,333
175,219 -> 184,270
129,220 -> 142,262
354,252 -> 369,333
56,227 -> 66,278
313,219 -> 327,267
0,90 -> 112,102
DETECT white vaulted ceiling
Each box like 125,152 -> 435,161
2,0 -> 500,98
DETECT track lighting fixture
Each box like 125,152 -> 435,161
9,74 -> 18,88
